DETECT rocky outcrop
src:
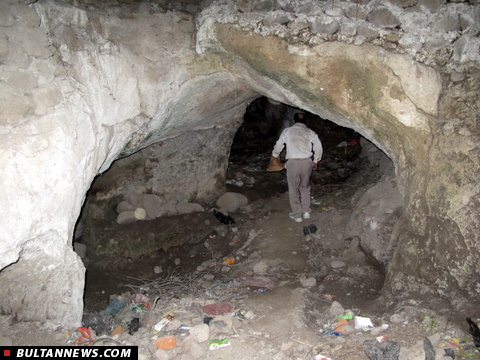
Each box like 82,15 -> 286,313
0,0 -> 478,327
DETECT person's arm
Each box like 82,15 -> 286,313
311,134 -> 323,170
272,130 -> 287,157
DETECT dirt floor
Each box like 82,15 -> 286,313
1,116 -> 479,359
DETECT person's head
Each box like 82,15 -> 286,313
294,112 -> 306,124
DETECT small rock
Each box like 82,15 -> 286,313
329,301 -> 345,318
174,258 -> 181,266
253,259 -> 270,274
216,192 -> 249,212
203,274 -> 215,281
189,341 -> 206,359
300,277 -> 317,287
364,339 -> 400,360
189,324 -> 210,343
176,202 -> 205,215
154,349 -> 169,360
331,260 -> 346,268
389,313 -> 404,324
116,200 -> 134,213
244,311 -> 255,320
370,324 -> 389,336
154,266 -> 163,274
117,210 -> 138,224
134,208 -> 147,220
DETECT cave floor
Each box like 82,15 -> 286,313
1,145 -> 477,360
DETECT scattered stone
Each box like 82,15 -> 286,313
154,266 -> 163,274
209,315 -> 233,335
364,339 -> 401,360
331,260 -> 346,268
329,301 -> 345,318
423,337 -> 435,360
116,200 -> 135,213
134,208 -> 147,220
174,258 -> 181,266
141,194 -> 164,219
189,341 -> 206,359
390,314 -> 405,324
176,202 -> 204,215
117,210 -> 138,224
253,259 -> 270,274
370,324 -> 389,336
154,349 -> 169,360
300,276 -> 317,287
216,192 -> 249,212
189,324 -> 210,343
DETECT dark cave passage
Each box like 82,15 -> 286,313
226,96 -> 367,202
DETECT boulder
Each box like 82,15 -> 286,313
176,202 -> 205,215
216,192 -> 249,212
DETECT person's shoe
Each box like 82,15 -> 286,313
289,214 -> 302,223
303,212 -> 311,219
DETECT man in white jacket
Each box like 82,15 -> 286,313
271,113 -> 323,222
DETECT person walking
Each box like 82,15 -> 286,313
271,113 -> 323,222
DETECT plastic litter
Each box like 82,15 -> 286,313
131,293 -> 151,312
213,209 -> 235,224
223,256 -> 236,265
66,327 -> 94,345
303,224 -> 318,236
321,330 -> 341,336
355,316 -> 374,330
208,339 -> 231,350
310,355 -> 334,360
104,298 -> 127,316
153,314 -> 174,333
336,311 -> 354,320
128,317 -> 140,335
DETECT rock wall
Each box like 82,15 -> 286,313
0,0 -> 478,326
0,0 -> 252,327
195,0 -> 479,307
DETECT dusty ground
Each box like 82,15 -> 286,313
1,118 -> 479,360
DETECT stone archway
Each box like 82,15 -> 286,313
0,0 -> 478,328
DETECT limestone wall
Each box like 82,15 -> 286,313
195,0 -> 480,306
0,0 -> 251,327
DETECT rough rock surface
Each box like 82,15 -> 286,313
0,0 -> 478,328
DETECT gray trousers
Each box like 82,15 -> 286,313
285,158 -> 313,218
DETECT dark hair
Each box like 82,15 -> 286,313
294,112 -> 306,124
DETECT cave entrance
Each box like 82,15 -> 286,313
76,96 -> 395,341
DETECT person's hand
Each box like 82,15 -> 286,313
312,162 -> 318,171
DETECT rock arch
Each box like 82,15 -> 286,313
0,0 -> 478,327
